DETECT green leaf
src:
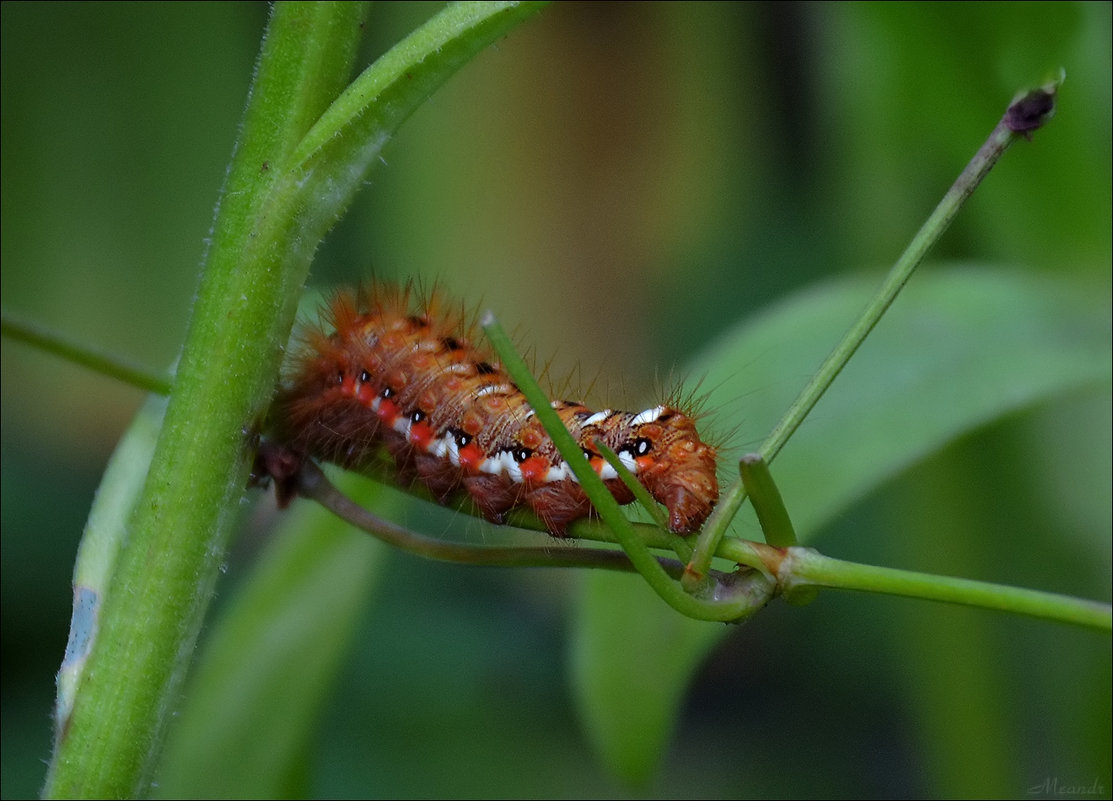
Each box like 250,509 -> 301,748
707,266 -> 1109,540
569,573 -> 716,788
572,265 -> 1111,785
155,474 -> 391,799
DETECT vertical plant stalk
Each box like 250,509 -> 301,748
43,7 -> 369,796
683,78 -> 1062,588
44,3 -> 548,797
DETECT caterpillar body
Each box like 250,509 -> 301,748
271,284 -> 719,535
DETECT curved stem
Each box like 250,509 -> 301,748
481,312 -> 775,622
297,460 -> 669,573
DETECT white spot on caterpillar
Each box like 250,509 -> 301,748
475,383 -> 512,398
583,410 -> 614,427
618,450 -> 637,471
544,464 -> 570,483
478,457 -> 502,476
501,450 -> 524,483
631,405 -> 665,425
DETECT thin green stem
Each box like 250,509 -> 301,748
297,459 -> 696,576
482,312 -> 774,622
594,441 -> 688,558
684,79 -> 1061,587
1,310 -> 171,395
781,548 -> 1112,632
294,457 -> 1110,632
738,454 -> 797,548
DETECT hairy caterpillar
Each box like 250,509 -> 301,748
268,284 -> 718,535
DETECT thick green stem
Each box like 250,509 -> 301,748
44,4 -> 548,797
43,8 -> 369,796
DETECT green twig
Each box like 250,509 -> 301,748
738,454 -> 797,548
684,77 -> 1063,587
297,459 -> 698,576
779,548 -> 1111,631
1,310 -> 171,395
294,451 -> 1111,631
593,441 -> 682,550
481,311 -> 775,622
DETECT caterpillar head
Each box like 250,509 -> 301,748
619,405 -> 719,534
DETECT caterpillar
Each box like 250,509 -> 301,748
268,283 -> 718,535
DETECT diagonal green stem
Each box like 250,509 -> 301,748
1,310 -> 172,395
481,312 -> 775,622
684,79 -> 1061,587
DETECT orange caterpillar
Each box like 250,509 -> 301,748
270,284 -> 718,535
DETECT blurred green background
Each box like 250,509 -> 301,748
2,2 -> 1109,797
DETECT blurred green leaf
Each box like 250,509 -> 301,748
156,475 -> 391,798
573,265 -> 1111,784
570,572 -> 715,788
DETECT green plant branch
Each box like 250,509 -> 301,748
482,312 -> 776,623
289,450 -> 1111,632
1,310 -> 172,395
684,76 -> 1063,587
44,4 -> 548,798
779,548 -> 1112,631
593,440 -> 689,558
478,309 -> 1109,632
297,459 -> 703,578
738,453 -> 798,548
